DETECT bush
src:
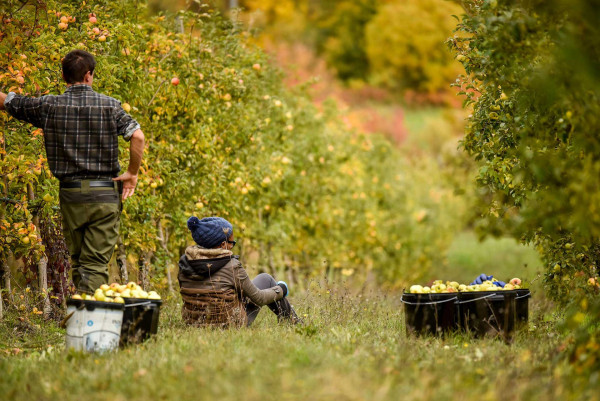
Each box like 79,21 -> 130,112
451,0 -> 600,376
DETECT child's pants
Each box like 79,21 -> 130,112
245,273 -> 296,326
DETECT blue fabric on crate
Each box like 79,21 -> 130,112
471,273 -> 491,286
469,274 -> 507,287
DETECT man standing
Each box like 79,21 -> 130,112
0,50 -> 145,293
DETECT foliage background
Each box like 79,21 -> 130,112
0,0 -> 478,311
3,0 -> 600,396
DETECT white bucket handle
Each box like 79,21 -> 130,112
456,294 -> 498,304
124,301 -> 152,308
400,296 -> 458,305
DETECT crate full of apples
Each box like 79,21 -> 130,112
408,277 -> 523,294
402,276 -> 529,338
68,282 -> 162,347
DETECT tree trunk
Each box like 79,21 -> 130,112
3,258 -> 12,303
28,184 -> 51,317
1,130 -> 8,315
267,242 -> 276,276
37,254 -> 51,316
138,251 -> 152,290
157,220 -> 174,293
116,235 -> 128,283
0,259 -> 4,321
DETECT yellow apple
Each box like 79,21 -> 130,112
409,285 -> 423,294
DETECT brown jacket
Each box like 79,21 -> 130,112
178,246 -> 284,327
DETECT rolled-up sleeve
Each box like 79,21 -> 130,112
4,93 -> 46,128
114,104 -> 140,141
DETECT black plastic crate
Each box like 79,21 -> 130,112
515,289 -> 531,328
457,290 -> 516,341
119,298 -> 162,346
401,292 -> 459,336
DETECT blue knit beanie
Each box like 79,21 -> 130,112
187,216 -> 234,249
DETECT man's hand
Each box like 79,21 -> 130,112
115,129 -> 144,201
113,171 -> 138,201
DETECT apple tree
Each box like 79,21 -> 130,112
450,0 -> 600,375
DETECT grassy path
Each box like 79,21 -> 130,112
1,287 -> 595,401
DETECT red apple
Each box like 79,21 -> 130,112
89,16 -> 97,24
510,278 -> 522,286
171,77 -> 180,86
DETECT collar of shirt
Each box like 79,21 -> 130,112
64,84 -> 93,94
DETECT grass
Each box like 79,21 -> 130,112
0,284 -> 597,401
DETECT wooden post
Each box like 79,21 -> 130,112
27,183 -> 51,317
157,220 -> 174,293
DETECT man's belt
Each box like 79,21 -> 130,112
60,180 -> 116,189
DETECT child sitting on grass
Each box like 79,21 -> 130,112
178,216 -> 301,327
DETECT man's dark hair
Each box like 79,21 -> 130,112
62,50 -> 96,84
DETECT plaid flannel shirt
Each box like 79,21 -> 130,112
4,84 -> 140,181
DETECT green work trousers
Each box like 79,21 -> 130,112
59,181 -> 122,293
